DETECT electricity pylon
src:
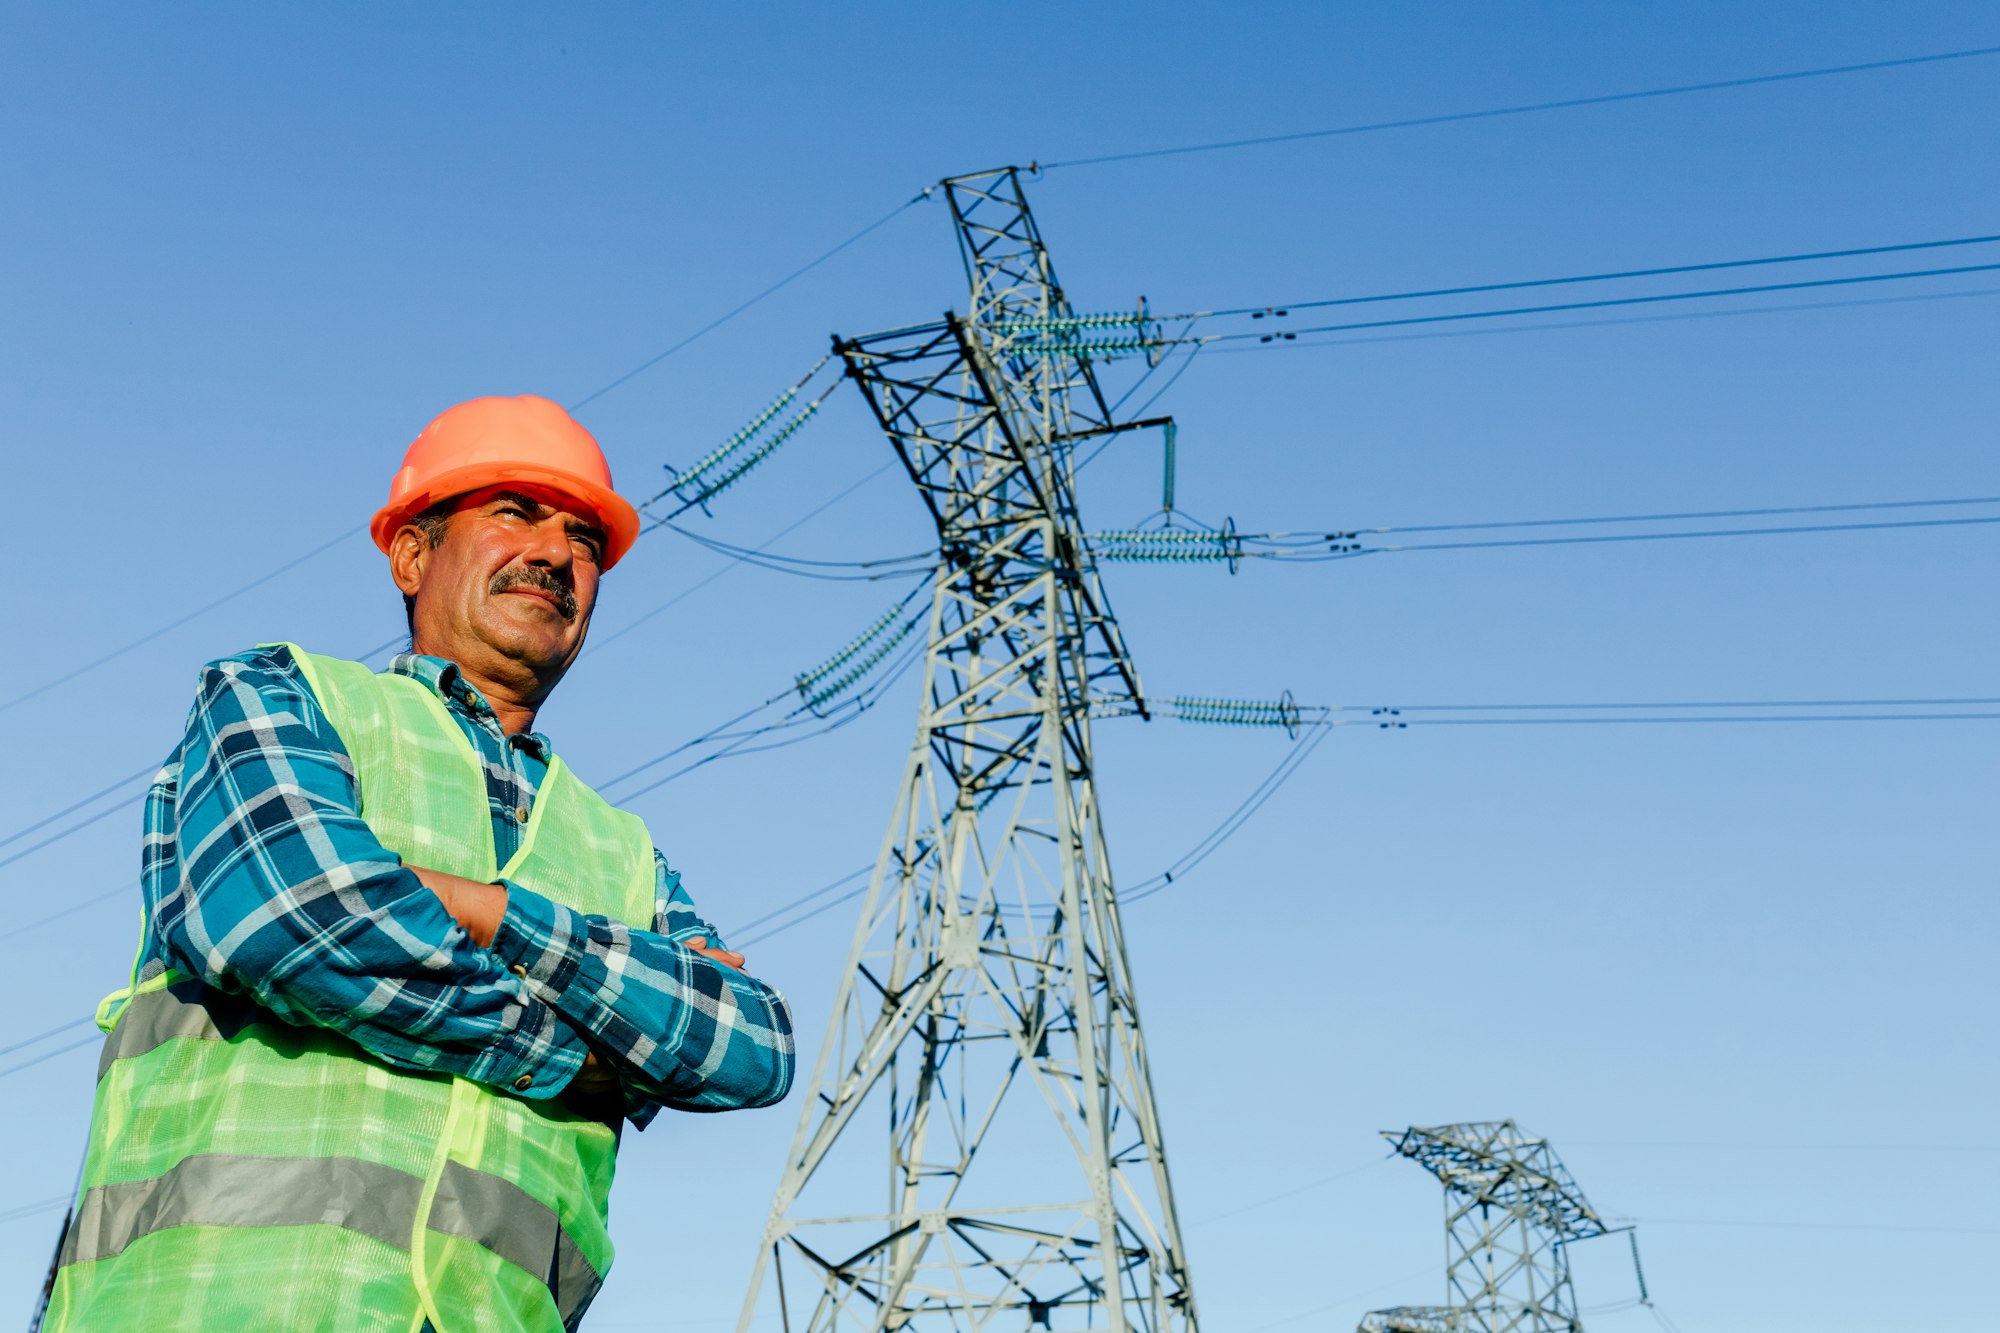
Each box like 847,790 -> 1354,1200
737,168 -> 1198,1332
1359,1122 -> 1608,1333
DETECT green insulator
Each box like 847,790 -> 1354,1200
690,400 -> 821,506
797,598 -> 908,692
1014,336 -> 1163,356
674,386 -> 802,495
992,311 -> 1150,335
1168,695 -> 1297,729
807,615 -> 920,711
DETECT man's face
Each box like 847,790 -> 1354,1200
394,486 -> 608,678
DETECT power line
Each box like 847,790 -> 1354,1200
1339,494 -> 2000,537
591,462 -> 901,656
1205,260 -> 2000,343
1121,721 -> 1335,905
0,1016 -> 93,1061
1631,1215 -> 2000,1236
11,193 -> 925,727
728,865 -> 874,941
1209,495 -> 2000,561
0,883 -> 132,945
565,192 -> 930,414
0,1195 -> 71,1227
1571,1140 -> 2000,1152
1041,44 -> 2000,169
0,624 -> 473,875
733,876 -> 872,951
0,764 -> 156,852
0,794 -> 149,873
1344,514 -> 2000,556
613,638 -> 926,806
1240,1265 -> 1442,1333
1332,697 -> 2000,713
1365,711 -> 2000,726
3,469 -> 915,883
657,522 -> 932,582
0,523 -> 364,717
0,1034 -> 98,1080
1205,232 -> 2000,318
1193,284 -> 2000,354
1192,1157 -> 1388,1225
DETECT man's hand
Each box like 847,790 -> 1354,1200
407,864 -> 508,948
686,937 -> 746,971
571,1052 -> 620,1096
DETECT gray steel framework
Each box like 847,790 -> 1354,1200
1360,1122 -> 1607,1333
737,168 -> 1196,1332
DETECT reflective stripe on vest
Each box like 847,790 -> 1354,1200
46,647 -> 653,1332
60,1153 -> 601,1324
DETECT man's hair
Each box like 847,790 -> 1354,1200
402,497 -> 458,642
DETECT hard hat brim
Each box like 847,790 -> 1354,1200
370,461 -> 642,570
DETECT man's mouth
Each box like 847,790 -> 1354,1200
489,570 -> 578,620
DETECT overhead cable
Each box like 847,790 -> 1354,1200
1025,258 -> 2000,363
1341,513 -> 2000,555
591,460 -> 901,656
658,522 -> 931,583
1107,495 -> 2000,565
1039,45 -> 2000,170
1201,232 -> 2000,318
0,523 -> 364,717
1205,261 -> 2000,343
0,1034 -> 99,1080
0,1016 -> 94,1062
1628,1214 -> 2000,1236
0,1195 -> 73,1226
1340,493 -> 2000,537
0,764 -> 156,852
0,882 -> 132,945
565,190 -> 932,413
1194,285 -> 2000,354
16,191 -> 926,727
642,357 -> 840,518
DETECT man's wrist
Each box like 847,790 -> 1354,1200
409,865 -> 509,948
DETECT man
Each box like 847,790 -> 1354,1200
43,395 -> 794,1331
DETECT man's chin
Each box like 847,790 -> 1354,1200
474,613 -> 578,672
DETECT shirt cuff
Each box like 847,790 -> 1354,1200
474,985 -> 588,1099
488,880 -> 587,1001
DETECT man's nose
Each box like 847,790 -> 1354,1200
521,516 -> 574,569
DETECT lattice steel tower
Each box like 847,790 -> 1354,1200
737,168 -> 1197,1332
1359,1122 -> 1608,1333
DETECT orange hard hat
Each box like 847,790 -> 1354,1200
371,395 -> 642,569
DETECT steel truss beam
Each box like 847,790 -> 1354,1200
739,168 -> 1193,1332
1361,1122 -> 1607,1333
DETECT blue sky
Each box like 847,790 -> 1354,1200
4,5 -> 1996,1330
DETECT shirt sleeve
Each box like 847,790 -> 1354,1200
148,646 -> 587,1098
490,849 -> 796,1127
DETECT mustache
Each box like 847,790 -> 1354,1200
489,566 -> 579,620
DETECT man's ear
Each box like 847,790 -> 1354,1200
388,525 -> 431,600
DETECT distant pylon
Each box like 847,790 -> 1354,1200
736,168 -> 1197,1331
1359,1121 -> 1608,1333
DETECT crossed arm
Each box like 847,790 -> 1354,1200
151,649 -> 793,1125
410,865 -> 747,1101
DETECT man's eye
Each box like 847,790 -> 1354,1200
497,505 -> 528,519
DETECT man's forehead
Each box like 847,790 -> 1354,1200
458,485 -> 607,532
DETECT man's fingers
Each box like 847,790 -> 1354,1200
686,939 -> 748,970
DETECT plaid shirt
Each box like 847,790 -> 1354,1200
136,644 -> 793,1128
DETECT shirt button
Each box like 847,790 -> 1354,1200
514,1074 -> 534,1091
513,805 -> 530,824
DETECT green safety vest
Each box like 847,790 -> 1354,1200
44,647 -> 658,1332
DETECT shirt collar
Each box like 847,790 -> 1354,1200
386,652 -> 555,761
